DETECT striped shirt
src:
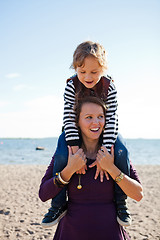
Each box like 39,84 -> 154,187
63,75 -> 118,152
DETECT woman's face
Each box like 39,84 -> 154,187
78,102 -> 105,141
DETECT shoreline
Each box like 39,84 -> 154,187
0,165 -> 160,239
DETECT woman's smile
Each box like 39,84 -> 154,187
90,127 -> 100,132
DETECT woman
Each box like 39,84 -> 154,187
39,96 -> 143,240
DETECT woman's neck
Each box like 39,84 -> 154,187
81,137 -> 100,159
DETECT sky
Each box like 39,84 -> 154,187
0,0 -> 160,139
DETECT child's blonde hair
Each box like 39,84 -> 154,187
71,41 -> 107,71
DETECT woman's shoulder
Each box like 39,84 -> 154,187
40,156 -> 55,183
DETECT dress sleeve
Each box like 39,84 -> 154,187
63,79 -> 80,146
129,161 -> 141,183
103,80 -> 118,152
39,156 -> 63,202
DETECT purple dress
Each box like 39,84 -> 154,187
39,158 -> 140,240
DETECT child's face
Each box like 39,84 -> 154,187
76,56 -> 103,89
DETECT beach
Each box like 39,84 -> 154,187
0,165 -> 159,240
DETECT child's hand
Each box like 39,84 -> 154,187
71,146 -> 79,154
89,160 -> 109,182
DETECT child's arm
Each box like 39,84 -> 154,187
63,79 -> 79,147
103,80 -> 118,152
63,79 -> 86,174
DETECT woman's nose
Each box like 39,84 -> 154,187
92,118 -> 99,124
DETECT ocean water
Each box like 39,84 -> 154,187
0,138 -> 58,165
0,138 -> 160,165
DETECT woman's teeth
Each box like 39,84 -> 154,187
90,128 -> 99,132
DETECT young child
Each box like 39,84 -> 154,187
41,41 -> 131,228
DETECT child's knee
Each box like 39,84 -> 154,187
57,131 -> 66,148
114,135 -> 129,161
114,135 -> 130,175
115,144 -> 128,160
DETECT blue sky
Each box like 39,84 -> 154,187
0,0 -> 160,138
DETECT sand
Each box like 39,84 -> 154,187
0,164 -> 160,240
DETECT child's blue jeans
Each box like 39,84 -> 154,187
51,131 -> 130,208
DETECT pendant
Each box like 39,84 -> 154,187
77,174 -> 82,190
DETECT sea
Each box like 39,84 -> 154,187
0,138 -> 160,165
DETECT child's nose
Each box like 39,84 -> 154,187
85,74 -> 92,80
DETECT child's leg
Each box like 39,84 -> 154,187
53,131 -> 68,172
114,134 -> 131,227
114,134 -> 130,175
41,131 -> 68,228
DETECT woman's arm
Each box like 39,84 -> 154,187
39,156 -> 63,202
96,146 -> 143,202
39,146 -> 87,202
109,164 -> 143,202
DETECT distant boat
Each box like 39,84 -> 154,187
36,146 -> 45,151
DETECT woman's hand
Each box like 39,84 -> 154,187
76,165 -> 87,175
71,146 -> 88,174
61,146 -> 87,182
89,146 -> 114,181
96,146 -> 114,173
71,145 -> 79,154
67,146 -> 87,175
89,161 -> 109,182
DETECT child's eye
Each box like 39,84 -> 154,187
80,71 -> 85,74
92,72 -> 97,74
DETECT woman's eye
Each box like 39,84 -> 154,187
86,116 -> 92,119
98,115 -> 104,119
92,72 -> 97,74
80,71 -> 85,74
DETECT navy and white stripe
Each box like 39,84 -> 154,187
103,80 -> 118,151
63,78 -> 118,152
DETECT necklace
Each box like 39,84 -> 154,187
77,174 -> 82,189
76,158 -> 96,190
